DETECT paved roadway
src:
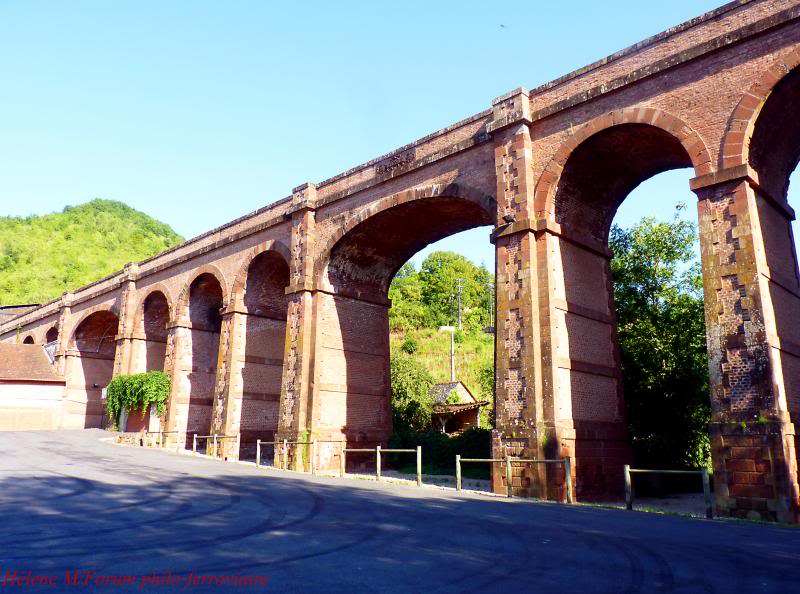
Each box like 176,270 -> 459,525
1,431 -> 799,593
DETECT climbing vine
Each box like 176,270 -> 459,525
106,371 -> 171,426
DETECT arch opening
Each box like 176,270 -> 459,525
238,251 -> 290,460
551,122 -> 707,499
45,326 -> 58,345
67,310 -> 119,428
184,273 -> 224,441
22,335 -> 34,345
554,124 -> 693,242
749,66 -> 800,202
317,194 -> 494,463
137,291 -> 170,373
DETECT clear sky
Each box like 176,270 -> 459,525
1,0 -> 796,271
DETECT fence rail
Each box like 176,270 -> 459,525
455,455 -> 573,502
192,433 -> 240,459
342,445 -> 422,486
624,465 -> 712,518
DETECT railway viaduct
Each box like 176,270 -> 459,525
3,0 -> 800,522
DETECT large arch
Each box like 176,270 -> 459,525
537,111 -> 711,499
171,272 -> 225,445
307,185 -> 495,457
130,288 -> 173,374
233,248 -> 291,458
64,309 -> 120,428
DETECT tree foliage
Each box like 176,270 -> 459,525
389,253 -> 493,334
610,206 -> 710,469
390,354 -> 435,432
0,199 -> 183,305
106,371 -> 171,428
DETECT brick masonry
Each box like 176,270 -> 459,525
3,0 -> 800,520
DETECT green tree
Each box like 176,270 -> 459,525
390,353 -> 435,432
417,251 -> 492,333
610,206 -> 710,469
388,263 -> 426,331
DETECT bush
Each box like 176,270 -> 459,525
400,335 -> 419,354
106,371 -> 171,428
389,428 -> 491,477
390,354 -> 434,432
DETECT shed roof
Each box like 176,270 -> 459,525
429,381 -> 476,404
0,343 -> 64,383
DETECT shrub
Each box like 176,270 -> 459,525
390,354 -> 434,432
400,335 -> 419,355
106,371 -> 171,428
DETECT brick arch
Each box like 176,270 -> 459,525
315,182 -> 496,286
174,265 -> 229,324
230,240 -> 291,310
67,304 -> 120,349
720,46 -> 800,170
22,334 -> 35,344
534,107 -> 713,218
133,284 -> 176,332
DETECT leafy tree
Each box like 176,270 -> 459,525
388,263 -> 426,331
417,251 -> 493,333
610,206 -> 710,469
390,353 -> 435,432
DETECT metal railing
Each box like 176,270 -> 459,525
192,433 -> 240,459
143,430 -> 181,451
624,465 -> 713,519
342,445 -> 423,486
256,439 -> 316,473
455,455 -> 573,503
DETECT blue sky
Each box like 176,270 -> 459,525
0,0 -> 795,271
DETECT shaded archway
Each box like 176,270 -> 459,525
184,273 -> 224,440
545,116 -> 707,500
66,310 -> 119,428
45,326 -> 58,345
237,250 -> 290,458
22,335 -> 34,344
316,189 -> 495,464
133,290 -> 171,373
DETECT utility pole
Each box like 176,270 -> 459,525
488,281 -> 494,329
455,278 -> 464,330
439,326 -> 456,382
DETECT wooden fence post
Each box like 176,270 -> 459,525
456,455 -> 462,491
416,446 -> 422,487
376,445 -> 381,482
564,457 -> 573,504
624,464 -> 633,510
702,467 -> 713,519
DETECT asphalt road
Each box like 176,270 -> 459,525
1,430 -> 799,593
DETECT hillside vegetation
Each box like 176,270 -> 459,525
0,199 -> 183,306
388,252 -> 496,427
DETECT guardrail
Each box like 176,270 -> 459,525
342,445 -> 422,486
624,464 -> 713,518
256,439 -> 318,473
192,433 -> 240,458
455,455 -> 573,502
